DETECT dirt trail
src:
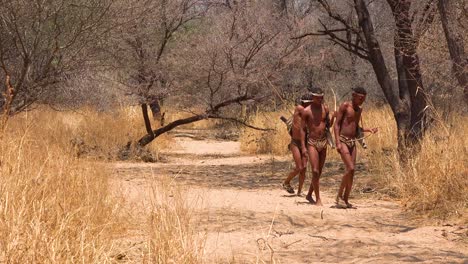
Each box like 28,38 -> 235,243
112,130 -> 467,263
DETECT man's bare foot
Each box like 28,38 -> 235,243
315,199 -> 323,206
335,196 -> 347,209
282,182 -> 294,194
297,192 -> 304,197
346,202 -> 354,208
306,195 -> 315,204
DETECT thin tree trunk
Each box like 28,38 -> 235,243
141,103 -> 154,137
438,0 -> 468,104
1,74 -> 15,132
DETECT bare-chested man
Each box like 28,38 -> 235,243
334,87 -> 378,208
282,93 -> 313,196
302,87 -> 332,206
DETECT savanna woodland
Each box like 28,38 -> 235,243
1,0 -> 467,263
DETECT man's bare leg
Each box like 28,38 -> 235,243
297,170 -> 305,196
283,145 -> 303,193
337,177 -> 347,201
318,149 -> 326,175
337,144 -> 354,207
343,147 -> 357,207
307,145 -> 322,206
316,147 -> 327,205
306,146 -> 318,203
309,147 -> 327,206
305,174 -> 315,203
305,148 -> 316,203
297,155 -> 307,196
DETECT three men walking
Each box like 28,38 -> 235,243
282,87 -> 377,207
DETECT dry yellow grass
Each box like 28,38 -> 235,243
4,106 -> 173,160
239,109 -> 292,155
359,106 -> 467,217
145,179 -> 205,263
0,107 -> 204,262
360,106 -> 398,169
0,119 -> 123,262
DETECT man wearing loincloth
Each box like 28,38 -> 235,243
334,87 -> 378,208
282,93 -> 313,196
302,87 -> 332,206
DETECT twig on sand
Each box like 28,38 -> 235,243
265,203 -> 278,263
256,203 -> 279,262
308,234 -> 331,241
273,229 -> 294,237
283,239 -> 302,249
267,203 -> 278,237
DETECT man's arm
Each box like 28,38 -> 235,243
334,103 -> 346,151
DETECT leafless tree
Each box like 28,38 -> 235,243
0,0 -> 113,115
106,0 -> 210,139
136,1 -> 304,146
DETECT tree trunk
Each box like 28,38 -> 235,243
1,74 -> 15,131
141,103 -> 154,137
390,0 -> 429,144
354,0 -> 430,152
438,0 -> 468,104
354,0 -> 408,150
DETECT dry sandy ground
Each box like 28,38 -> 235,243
111,131 -> 467,263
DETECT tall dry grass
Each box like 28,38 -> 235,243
145,179 -> 205,263
0,116 -> 123,262
240,106 -> 467,217
368,109 -> 467,217
239,108 -> 292,155
4,106 -> 173,160
1,107 -> 205,262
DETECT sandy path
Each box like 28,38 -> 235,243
111,133 -> 467,263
